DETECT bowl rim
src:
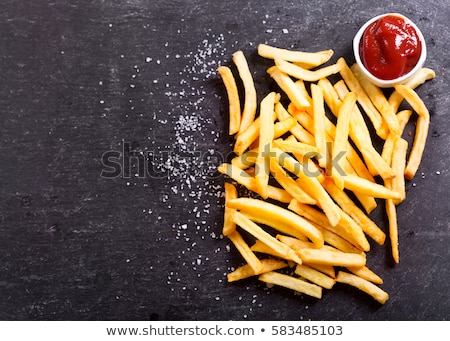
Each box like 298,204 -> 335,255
353,12 -> 427,88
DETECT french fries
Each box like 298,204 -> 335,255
336,271 -> 389,304
232,51 -> 257,134
217,44 -> 434,305
217,66 -> 241,135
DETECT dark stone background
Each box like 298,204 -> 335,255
0,0 -> 448,320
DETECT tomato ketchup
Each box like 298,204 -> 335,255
359,14 -> 422,80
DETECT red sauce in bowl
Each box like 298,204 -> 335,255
359,14 -> 422,80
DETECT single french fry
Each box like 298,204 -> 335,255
226,197 -> 324,248
332,92 -> 356,189
227,258 -> 288,282
381,109 -> 413,164
347,266 -> 383,285
269,157 -> 317,205
351,63 -> 400,135
272,138 -> 320,157
337,57 -> 388,139
234,117 -> 260,155
336,271 -> 389,304
318,77 -> 342,119
255,92 -> 276,199
295,264 -> 336,289
394,84 -> 430,180
268,66 -> 311,109
386,199 -> 399,263
266,185 -> 293,204
217,66 -> 241,135
242,211 -> 308,242
360,145 -> 396,180
387,137 -> 409,205
311,83 -> 328,169
388,67 -> 436,112
258,43 -> 333,67
276,234 -> 317,250
322,177 -> 386,245
332,80 -> 373,148
233,211 -> 292,259
259,271 -> 322,299
232,51 -> 257,134
275,58 -> 341,82
273,116 -> 297,139
318,225 -> 366,254
218,163 -> 256,191
308,264 -> 336,279
228,230 -> 263,273
297,248 -> 366,267
231,148 -> 258,169
343,174 -> 403,200
250,240 -> 304,264
222,182 -> 238,236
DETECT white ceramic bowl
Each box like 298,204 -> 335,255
353,13 -> 427,88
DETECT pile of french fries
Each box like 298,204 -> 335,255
217,43 -> 435,304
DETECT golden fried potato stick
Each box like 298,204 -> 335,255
387,137 -> 409,205
351,63 -> 400,135
360,146 -> 396,180
268,66 -> 311,109
265,185 -> 293,204
222,182 -> 238,236
233,109 -> 278,155
272,138 -> 320,157
295,264 -> 336,289
336,271 -> 389,304
218,163 -> 256,191
386,198 -> 399,264
388,67 -> 436,112
258,43 -> 333,68
217,65 -> 241,135
255,92 -> 276,199
337,57 -> 388,139
227,258 -> 288,282
321,177 -> 386,245
346,266 -> 383,285
297,248 -> 366,267
273,116 -> 297,139
311,83 -> 328,169
332,92 -> 356,190
250,240 -> 304,264
381,109 -> 412,164
226,197 -> 323,247
233,211 -> 293,259
231,147 -> 258,169
275,58 -> 341,82
243,210 -> 308,242
343,174 -> 403,200
228,230 -> 263,273
259,271 -> 323,299
394,84 -> 430,180
232,51 -> 257,134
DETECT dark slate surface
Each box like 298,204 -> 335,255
0,0 -> 449,321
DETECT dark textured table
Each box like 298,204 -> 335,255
0,0 -> 449,321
